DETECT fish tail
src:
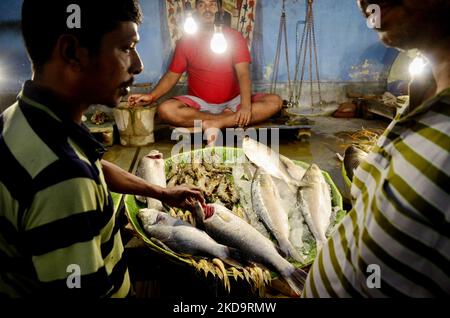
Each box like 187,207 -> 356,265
280,240 -> 305,263
283,267 -> 308,297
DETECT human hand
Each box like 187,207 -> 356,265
162,185 -> 205,212
128,93 -> 156,107
235,106 -> 252,127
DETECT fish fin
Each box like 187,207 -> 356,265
225,247 -> 246,268
281,241 -> 305,263
297,181 -> 312,189
280,155 -> 307,183
274,244 -> 287,258
283,268 -> 308,297
149,237 -> 176,254
270,278 -> 299,297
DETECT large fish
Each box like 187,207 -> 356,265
135,150 -> 166,210
297,164 -> 332,251
193,202 -> 308,296
279,154 -> 306,181
270,177 -> 306,253
232,164 -> 271,238
242,137 -> 305,186
251,169 -> 303,262
138,209 -> 238,265
343,146 -> 368,180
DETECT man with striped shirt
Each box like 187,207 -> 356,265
0,0 -> 204,298
304,0 -> 450,297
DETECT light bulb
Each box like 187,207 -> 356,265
409,56 -> 426,78
184,12 -> 198,35
210,29 -> 228,54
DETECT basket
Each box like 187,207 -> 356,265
124,147 -> 346,294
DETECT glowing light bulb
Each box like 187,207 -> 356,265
210,28 -> 227,54
409,56 -> 426,78
183,12 -> 198,35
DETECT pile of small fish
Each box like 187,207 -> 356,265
166,159 -> 240,210
133,140 -> 343,296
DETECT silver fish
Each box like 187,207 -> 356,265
343,146 -> 368,180
279,154 -> 306,181
242,137 -> 304,187
297,164 -> 332,252
138,209 -> 238,265
268,177 -> 306,256
251,169 -> 303,262
135,150 -> 166,210
232,164 -> 271,238
193,203 -> 307,296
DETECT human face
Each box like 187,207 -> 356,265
357,0 -> 450,50
81,22 -> 143,107
196,0 -> 218,26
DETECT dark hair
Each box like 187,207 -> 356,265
21,0 -> 142,72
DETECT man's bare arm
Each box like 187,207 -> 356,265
128,71 -> 183,106
234,62 -> 253,126
235,62 -> 252,109
150,71 -> 183,100
101,159 -> 165,199
101,160 -> 205,210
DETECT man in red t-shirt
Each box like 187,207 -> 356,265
128,0 -> 282,132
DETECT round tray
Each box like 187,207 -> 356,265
124,147 -> 346,291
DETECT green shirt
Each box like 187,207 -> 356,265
0,81 -> 130,298
303,89 -> 450,297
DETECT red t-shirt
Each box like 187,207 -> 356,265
169,28 -> 251,104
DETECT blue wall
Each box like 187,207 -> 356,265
0,0 -> 397,94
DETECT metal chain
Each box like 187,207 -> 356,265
270,0 -> 291,97
296,4 -> 310,106
310,3 -> 322,105
283,12 -> 292,99
308,5 -> 313,108
292,18 -> 308,103
270,11 -> 283,93
292,0 -> 322,108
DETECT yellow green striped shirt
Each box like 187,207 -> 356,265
303,88 -> 450,297
0,81 -> 130,298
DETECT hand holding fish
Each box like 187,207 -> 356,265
162,185 -> 205,212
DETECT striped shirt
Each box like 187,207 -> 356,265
0,81 -> 130,298
303,88 -> 450,297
